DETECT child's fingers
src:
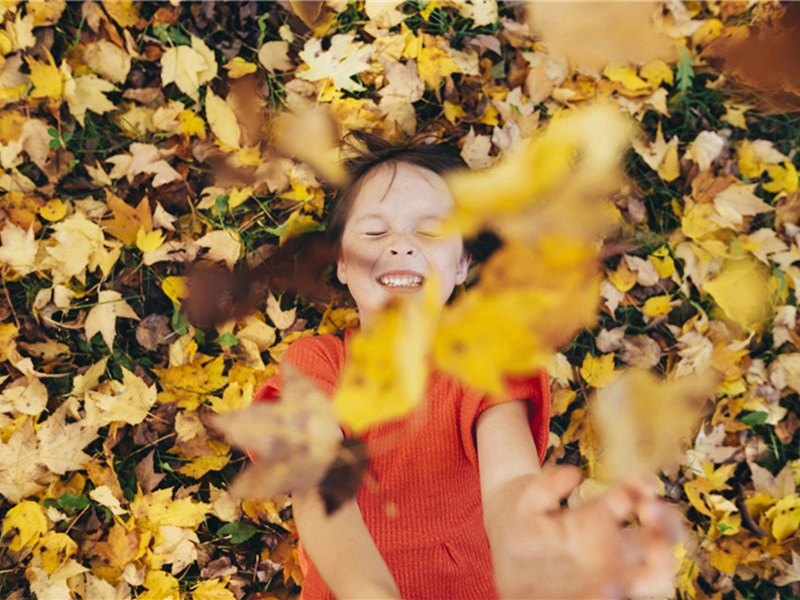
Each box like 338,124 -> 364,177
519,465 -> 583,513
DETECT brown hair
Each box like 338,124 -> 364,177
327,131 -> 499,261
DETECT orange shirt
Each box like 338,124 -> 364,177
254,331 -> 550,599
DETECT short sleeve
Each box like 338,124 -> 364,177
252,334 -> 345,403
460,371 -> 551,465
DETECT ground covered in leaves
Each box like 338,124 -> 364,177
0,1 -> 799,599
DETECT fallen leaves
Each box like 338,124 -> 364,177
0,1 -> 798,598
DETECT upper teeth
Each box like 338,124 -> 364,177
379,275 -> 423,287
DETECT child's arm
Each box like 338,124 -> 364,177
476,400 -> 681,599
292,489 -> 401,599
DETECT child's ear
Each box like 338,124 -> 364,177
455,250 -> 470,285
336,256 -> 348,285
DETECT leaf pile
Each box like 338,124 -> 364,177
0,1 -> 799,598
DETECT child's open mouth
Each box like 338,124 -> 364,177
377,272 -> 424,289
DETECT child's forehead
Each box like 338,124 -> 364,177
349,162 -> 453,214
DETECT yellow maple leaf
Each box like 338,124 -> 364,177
101,0 -> 140,27
446,102 -> 632,242
87,367 -> 157,426
62,69 -> 117,127
417,45 -> 459,89
580,353 -> 617,388
604,63 -> 650,91
297,34 -> 372,92
131,487 -> 210,530
156,354 -> 226,411
26,51 -> 62,100
161,276 -> 188,304
160,36 -> 218,102
640,59 -> 674,87
0,221 -> 38,276
138,570 -> 181,600
642,294 -> 673,318
178,108 -> 206,139
136,227 -> 165,253
764,161 -> 799,194
435,239 -> 599,395
1,500 -> 48,552
224,56 -> 257,78
765,494 -> 800,542
34,531 -> 77,575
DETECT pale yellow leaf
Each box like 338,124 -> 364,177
298,34 -> 372,92
0,221 -> 37,276
84,289 -> 140,350
83,40 -> 131,84
37,403 -> 98,475
205,89 -> 241,149
63,70 -> 117,127
258,41 -> 293,73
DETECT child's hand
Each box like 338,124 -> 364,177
489,465 -> 682,599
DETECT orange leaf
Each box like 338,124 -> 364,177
103,191 -> 152,245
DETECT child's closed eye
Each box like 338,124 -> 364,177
365,231 -> 386,237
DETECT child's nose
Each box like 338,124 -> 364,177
388,235 -> 416,256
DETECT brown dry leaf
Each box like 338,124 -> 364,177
211,363 -> 342,499
526,1 -> 677,74
701,3 -> 800,113
103,191 -> 152,245
272,108 -> 348,186
592,369 -> 717,482
288,0 -> 327,29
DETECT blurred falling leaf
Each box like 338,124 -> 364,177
592,369 -> 717,482
446,102 -> 632,242
526,1 -> 677,74
702,3 -> 800,113
336,285 -> 438,432
212,364 -> 351,502
435,238 -> 600,395
272,107 -> 348,186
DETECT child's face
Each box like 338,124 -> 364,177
337,162 -> 469,328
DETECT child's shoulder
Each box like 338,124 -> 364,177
283,331 -> 347,370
